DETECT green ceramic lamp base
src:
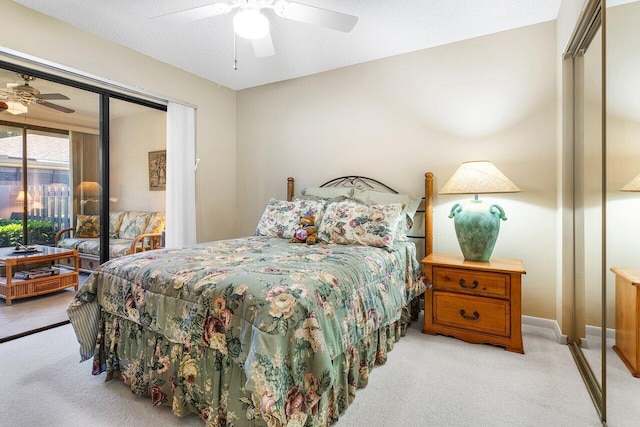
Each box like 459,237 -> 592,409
448,198 -> 507,262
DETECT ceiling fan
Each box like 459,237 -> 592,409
150,0 -> 358,58
0,74 -> 75,114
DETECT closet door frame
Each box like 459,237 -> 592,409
562,0 -> 607,422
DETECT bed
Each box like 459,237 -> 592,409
68,173 -> 434,427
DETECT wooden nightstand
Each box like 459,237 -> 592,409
611,267 -> 640,377
422,253 -> 526,353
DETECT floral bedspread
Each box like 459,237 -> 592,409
68,236 -> 426,426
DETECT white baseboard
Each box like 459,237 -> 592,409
521,316 -> 616,346
585,324 -> 616,340
581,324 -> 616,349
522,315 -> 567,344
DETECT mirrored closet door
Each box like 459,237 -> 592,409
605,0 -> 640,423
565,1 -> 640,423
564,0 -> 606,421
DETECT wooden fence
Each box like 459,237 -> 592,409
26,183 -> 72,230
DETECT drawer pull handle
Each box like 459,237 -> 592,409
459,279 -> 479,289
459,309 -> 480,321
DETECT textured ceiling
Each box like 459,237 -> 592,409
11,0 -> 562,90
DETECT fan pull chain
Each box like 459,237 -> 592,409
233,32 -> 238,71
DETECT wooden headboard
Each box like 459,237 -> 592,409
286,172 -> 434,256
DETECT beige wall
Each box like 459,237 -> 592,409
109,106 -> 166,212
237,22 -> 558,319
0,1 -> 237,243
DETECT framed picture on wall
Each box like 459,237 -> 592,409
148,150 -> 166,191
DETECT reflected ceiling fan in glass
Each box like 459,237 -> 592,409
150,0 -> 358,58
0,74 -> 75,114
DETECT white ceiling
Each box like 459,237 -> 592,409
11,0 -> 562,91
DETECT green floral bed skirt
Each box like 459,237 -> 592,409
92,306 -> 415,427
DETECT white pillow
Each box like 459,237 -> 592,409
301,186 -> 354,199
351,189 -> 422,221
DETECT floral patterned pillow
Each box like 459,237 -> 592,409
352,189 -> 422,242
145,212 -> 166,234
109,212 -> 125,238
119,212 -> 152,240
254,198 -> 327,239
75,214 -> 100,238
317,201 -> 404,248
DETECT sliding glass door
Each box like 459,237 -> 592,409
0,122 -> 71,246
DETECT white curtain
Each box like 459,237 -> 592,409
165,102 -> 196,247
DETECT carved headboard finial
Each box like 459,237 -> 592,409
287,177 -> 294,201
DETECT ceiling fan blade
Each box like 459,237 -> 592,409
274,1 -> 358,33
34,93 -> 70,101
252,32 -> 275,58
150,3 -> 233,25
39,101 -> 75,114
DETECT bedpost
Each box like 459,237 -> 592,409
425,172 -> 434,256
287,177 -> 294,201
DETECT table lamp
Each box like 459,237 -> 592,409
620,173 -> 640,192
15,190 -> 32,203
75,181 -> 102,215
440,160 -> 521,262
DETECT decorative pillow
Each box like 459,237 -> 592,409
351,189 -> 422,221
145,212 -> 166,234
75,215 -> 100,238
351,189 -> 422,241
109,212 -> 125,238
301,186 -> 354,199
255,198 -> 327,239
317,201 -> 403,248
119,212 -> 152,240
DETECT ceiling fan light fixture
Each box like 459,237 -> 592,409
233,8 -> 269,40
5,101 -> 28,115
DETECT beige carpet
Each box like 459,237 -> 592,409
0,273 -> 89,342
0,316 -> 613,427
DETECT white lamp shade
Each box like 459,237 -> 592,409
233,9 -> 269,39
15,190 -> 32,203
6,101 -> 28,115
439,160 -> 521,195
621,173 -> 640,192
75,181 -> 102,198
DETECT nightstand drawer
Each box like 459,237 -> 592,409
432,292 -> 510,337
433,267 -> 509,298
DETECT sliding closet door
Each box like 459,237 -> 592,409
1,60 -> 168,267
605,0 -> 640,423
576,23 -> 605,393
0,64 -> 104,268
108,97 -> 166,259
563,0 -> 606,422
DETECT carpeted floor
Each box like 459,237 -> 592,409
0,314 -> 624,427
0,273 -> 89,342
